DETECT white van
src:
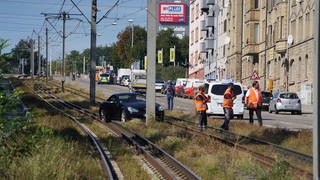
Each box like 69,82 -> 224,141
204,81 -> 244,119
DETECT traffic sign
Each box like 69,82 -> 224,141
250,70 -> 260,80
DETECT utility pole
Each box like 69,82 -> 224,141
146,0 -> 157,123
46,28 -> 48,82
314,0 -> 319,178
83,56 -> 86,75
30,40 -> 34,80
22,58 -> 24,75
38,35 -> 41,76
90,0 -> 97,106
61,12 -> 67,92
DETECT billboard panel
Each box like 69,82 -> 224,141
158,3 -> 187,24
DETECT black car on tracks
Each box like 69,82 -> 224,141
99,93 -> 164,122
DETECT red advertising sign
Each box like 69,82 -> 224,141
158,3 -> 187,23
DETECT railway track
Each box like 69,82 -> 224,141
36,85 -> 200,180
32,86 -> 118,180
43,81 -> 313,178
164,117 -> 313,179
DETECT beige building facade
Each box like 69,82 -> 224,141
225,0 -> 314,104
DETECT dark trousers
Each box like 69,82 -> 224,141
198,111 -> 207,128
221,108 -> 233,130
248,107 -> 262,126
167,95 -> 174,110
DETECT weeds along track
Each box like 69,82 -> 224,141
36,85 -> 200,180
165,117 -> 313,179
32,86 -> 118,180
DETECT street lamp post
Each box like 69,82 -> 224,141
128,19 -> 134,48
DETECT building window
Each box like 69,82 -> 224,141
191,30 -> 194,45
223,45 -> 226,57
255,0 -> 259,9
291,20 -> 296,44
290,59 -> 295,82
305,55 -> 308,79
195,4 -> 199,19
267,61 -> 271,78
191,7 -> 194,22
195,27 -> 199,42
298,16 -> 303,41
298,57 -> 302,82
254,23 -> 259,43
224,20 -> 227,32
306,13 -> 310,37
280,16 -> 285,39
267,25 -> 272,46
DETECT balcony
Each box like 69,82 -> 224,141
200,0 -> 209,12
206,0 -> 215,5
205,38 -> 216,50
275,40 -> 287,53
244,10 -> 260,23
200,42 -> 207,53
200,20 -> 208,31
242,44 -> 259,56
205,16 -> 215,27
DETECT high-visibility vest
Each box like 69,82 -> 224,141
222,88 -> 235,109
194,92 -> 208,112
247,87 -> 262,109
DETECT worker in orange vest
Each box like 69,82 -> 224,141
194,86 -> 208,130
245,81 -> 263,126
221,83 -> 236,130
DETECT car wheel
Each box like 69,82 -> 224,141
99,109 -> 110,122
291,111 -> 295,115
275,105 -> 279,114
121,110 -> 128,122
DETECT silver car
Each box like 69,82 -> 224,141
269,92 -> 302,115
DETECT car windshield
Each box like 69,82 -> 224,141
211,84 -> 242,95
118,94 -> 146,103
156,80 -> 163,83
280,93 -> 299,99
100,73 -> 109,77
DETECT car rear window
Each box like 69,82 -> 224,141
100,74 -> 109,77
280,93 -> 299,99
211,84 -> 242,95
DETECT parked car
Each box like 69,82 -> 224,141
120,75 -> 130,86
183,79 -> 204,99
155,80 -> 164,92
261,91 -> 273,111
97,73 -> 112,84
204,81 -> 244,119
175,78 -> 188,97
269,92 -> 302,115
99,93 -> 164,122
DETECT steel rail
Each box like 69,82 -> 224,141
33,88 -> 117,180
38,86 -> 201,180
169,116 -> 313,163
165,119 -> 313,179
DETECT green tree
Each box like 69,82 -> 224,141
0,39 -> 14,73
66,50 -> 80,75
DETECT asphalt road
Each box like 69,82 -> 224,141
59,76 -> 313,130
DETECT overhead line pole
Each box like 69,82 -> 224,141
146,0 -> 157,123
38,35 -> 41,76
314,0 -> 319,178
30,39 -> 34,80
46,28 -> 48,83
90,0 -> 97,106
62,12 -> 67,92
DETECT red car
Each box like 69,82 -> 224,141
174,78 -> 187,97
183,80 -> 205,99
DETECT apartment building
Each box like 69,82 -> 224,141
216,0 -> 229,80
189,0 -> 205,79
239,0 -> 314,104
226,0 -> 243,82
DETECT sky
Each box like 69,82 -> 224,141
0,0 -> 148,59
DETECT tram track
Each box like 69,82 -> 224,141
44,81 -> 313,178
36,84 -> 200,180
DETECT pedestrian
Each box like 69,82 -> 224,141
194,86 -> 208,130
221,83 -> 236,130
245,81 -> 263,126
166,80 -> 175,111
